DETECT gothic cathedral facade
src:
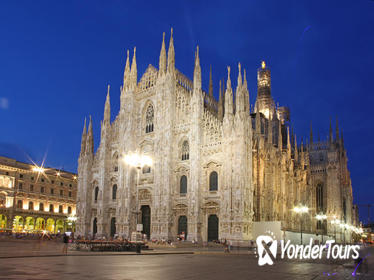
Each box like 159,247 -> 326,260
76,30 -> 355,243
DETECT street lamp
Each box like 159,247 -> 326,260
293,205 -> 309,245
315,213 -> 327,243
123,152 -> 153,241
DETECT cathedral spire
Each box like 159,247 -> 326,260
278,119 -> 282,150
104,85 -> 111,125
310,121 -> 313,144
193,46 -> 201,91
287,126 -> 291,158
294,134 -> 298,161
123,50 -> 130,90
329,118 -> 333,143
335,118 -> 340,142
218,79 -> 223,120
243,69 -> 250,113
130,47 -> 137,89
224,66 -> 233,117
300,137 -> 305,168
159,32 -> 166,75
235,63 -> 244,113
237,62 -> 242,89
167,28 -> 175,74
80,117 -> 87,155
86,115 -> 94,154
208,65 -> 213,97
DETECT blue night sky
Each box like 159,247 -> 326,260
0,1 -> 373,223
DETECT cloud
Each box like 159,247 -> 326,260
0,98 -> 9,109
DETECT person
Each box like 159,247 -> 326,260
62,233 -> 69,254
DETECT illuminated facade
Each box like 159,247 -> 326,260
0,156 -> 77,233
76,30 -> 357,243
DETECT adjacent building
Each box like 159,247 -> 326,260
76,30 -> 358,243
0,156 -> 77,233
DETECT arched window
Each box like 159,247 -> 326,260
209,171 -> 218,191
68,206 -> 72,214
94,186 -> 99,202
49,204 -> 54,212
181,140 -> 189,160
112,184 -> 117,200
180,175 -> 187,195
316,183 -> 323,211
29,201 -> 34,210
145,104 -> 154,133
17,200 -> 23,209
39,203 -> 44,211
59,205 -> 63,213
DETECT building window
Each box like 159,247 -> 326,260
112,184 -> 117,200
50,188 -> 54,195
40,187 -> 45,193
94,187 -> 99,202
19,174 -> 23,178
209,171 -> 218,191
343,199 -> 347,223
29,201 -> 34,210
41,178 -> 44,182
17,200 -> 23,209
19,183 -> 23,190
181,140 -> 189,160
39,203 -> 44,211
31,176 -> 34,180
316,183 -> 323,211
59,205 -> 63,213
51,180 -> 55,184
69,184 -> 72,188
30,185 -> 34,192
49,204 -> 54,212
145,104 -> 154,133
69,191 -> 72,198
180,175 -> 187,195
60,182 -> 63,186
114,166 -> 118,172
142,165 -> 151,174
68,206 -> 72,214
60,190 -> 63,196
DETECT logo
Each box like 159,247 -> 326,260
255,235 -> 361,266
256,235 -> 278,266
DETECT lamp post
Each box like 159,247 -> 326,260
293,205 -> 309,245
316,213 -> 327,244
123,152 -> 152,241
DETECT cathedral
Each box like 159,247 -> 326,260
76,30 -> 356,243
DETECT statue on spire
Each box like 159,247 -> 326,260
193,45 -> 201,91
104,85 -> 111,125
123,50 -> 130,90
130,47 -> 137,89
208,65 -> 213,97
167,28 -> 175,74
159,32 -> 166,75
